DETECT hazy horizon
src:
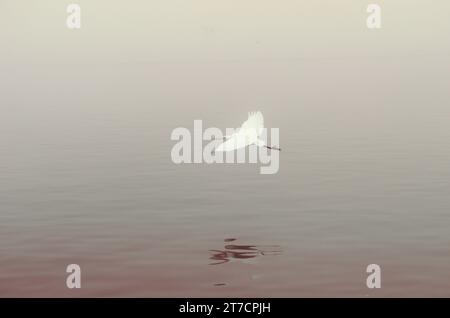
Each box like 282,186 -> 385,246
1,1 -> 449,297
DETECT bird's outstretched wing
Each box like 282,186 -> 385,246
214,111 -> 265,152
241,111 -> 264,136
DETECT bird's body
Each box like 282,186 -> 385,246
215,111 -> 280,152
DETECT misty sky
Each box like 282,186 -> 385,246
1,1 -> 449,65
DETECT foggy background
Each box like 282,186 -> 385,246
1,1 -> 449,296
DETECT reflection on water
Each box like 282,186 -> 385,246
209,238 -> 281,265
2,56 -> 450,297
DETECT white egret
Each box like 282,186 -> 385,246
214,111 -> 281,152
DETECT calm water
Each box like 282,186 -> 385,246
1,56 -> 450,297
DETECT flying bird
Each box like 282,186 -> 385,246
214,111 -> 281,152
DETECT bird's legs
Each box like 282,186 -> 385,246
264,145 -> 281,151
